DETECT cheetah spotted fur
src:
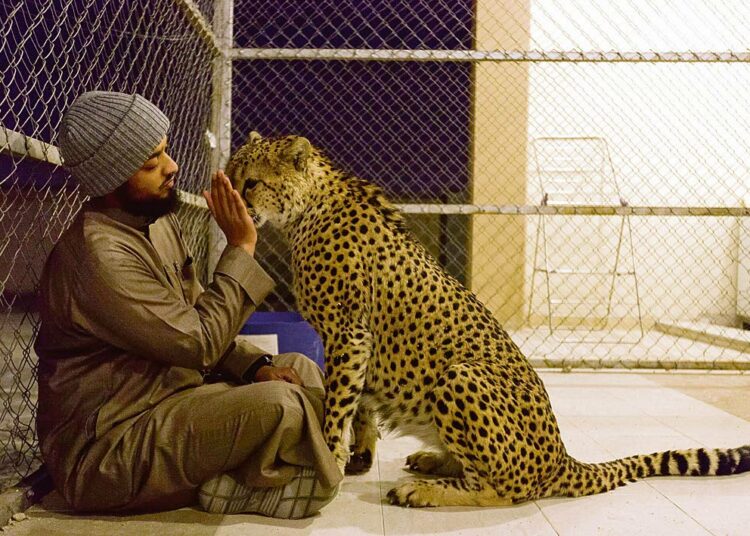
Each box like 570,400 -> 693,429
227,132 -> 750,508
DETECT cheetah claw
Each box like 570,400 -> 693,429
386,482 -> 438,508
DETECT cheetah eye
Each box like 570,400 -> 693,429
242,178 -> 260,197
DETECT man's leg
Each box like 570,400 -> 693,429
197,352 -> 341,518
73,361 -> 341,516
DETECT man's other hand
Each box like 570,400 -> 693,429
254,365 -> 303,385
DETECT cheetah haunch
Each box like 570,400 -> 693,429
227,132 -> 750,508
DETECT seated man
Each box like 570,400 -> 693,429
34,91 -> 342,517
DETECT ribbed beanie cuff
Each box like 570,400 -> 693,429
58,92 -> 170,197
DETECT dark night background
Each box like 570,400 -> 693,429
2,0 -> 475,304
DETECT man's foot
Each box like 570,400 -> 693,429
199,467 -> 338,519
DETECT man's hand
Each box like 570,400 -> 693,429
254,365 -> 303,385
203,170 -> 257,256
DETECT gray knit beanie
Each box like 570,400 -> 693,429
58,91 -> 170,197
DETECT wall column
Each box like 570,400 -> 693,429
471,0 -> 531,328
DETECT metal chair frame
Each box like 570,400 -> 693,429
527,136 -> 644,342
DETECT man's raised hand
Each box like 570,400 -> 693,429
203,170 -> 257,256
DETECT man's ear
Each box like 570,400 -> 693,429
283,137 -> 312,172
248,131 -> 262,145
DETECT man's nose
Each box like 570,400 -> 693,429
165,154 -> 179,176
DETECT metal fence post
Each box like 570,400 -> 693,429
207,0 -> 234,275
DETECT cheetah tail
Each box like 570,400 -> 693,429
545,445 -> 750,498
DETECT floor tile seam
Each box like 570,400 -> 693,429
530,499 -> 562,535
642,394 -> 750,443
627,376 -> 750,433
650,414 -> 729,448
375,446 -> 388,536
574,417 -> 704,459
648,379 -> 750,426
642,479 -> 718,536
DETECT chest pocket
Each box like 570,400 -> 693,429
163,256 -> 195,304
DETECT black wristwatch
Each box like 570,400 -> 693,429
242,354 -> 274,383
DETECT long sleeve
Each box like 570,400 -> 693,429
70,214 -> 274,371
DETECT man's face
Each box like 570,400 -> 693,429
114,136 -> 180,218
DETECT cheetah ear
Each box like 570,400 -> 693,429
247,131 -> 262,145
282,136 -> 312,173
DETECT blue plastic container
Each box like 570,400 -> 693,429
240,311 -> 325,371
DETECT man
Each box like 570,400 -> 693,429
34,91 -> 342,517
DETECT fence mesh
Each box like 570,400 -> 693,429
1,0 -> 215,489
230,0 -> 750,371
1,0 -> 750,492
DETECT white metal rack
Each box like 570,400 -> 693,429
528,137 -> 644,341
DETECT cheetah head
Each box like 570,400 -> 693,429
225,132 -> 313,228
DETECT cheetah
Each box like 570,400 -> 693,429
226,132 -> 750,508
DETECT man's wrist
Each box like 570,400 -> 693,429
239,243 -> 256,257
242,354 -> 274,383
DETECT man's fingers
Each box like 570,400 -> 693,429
209,174 -> 221,216
257,367 -> 303,386
207,171 -> 227,220
274,367 -> 302,385
285,370 -> 303,386
214,172 -> 233,219
232,190 -> 255,229
230,189 -> 246,220
202,191 -> 215,215
210,170 -> 247,223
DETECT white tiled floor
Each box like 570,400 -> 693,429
11,371 -> 750,536
209,372 -> 750,536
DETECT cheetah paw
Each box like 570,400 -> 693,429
345,449 -> 373,475
386,481 -> 440,508
405,451 -> 442,474
405,450 -> 463,477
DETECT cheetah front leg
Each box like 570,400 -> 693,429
321,324 -> 373,473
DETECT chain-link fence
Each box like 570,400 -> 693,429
2,0 -> 750,493
230,0 -> 750,372
1,0 -> 217,490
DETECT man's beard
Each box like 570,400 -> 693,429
114,182 -> 179,219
